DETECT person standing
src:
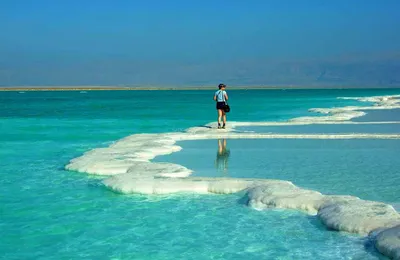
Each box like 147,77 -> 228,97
213,83 -> 229,129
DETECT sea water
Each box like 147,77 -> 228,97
236,123 -> 400,134
154,139 -> 400,204
1,89 -> 399,259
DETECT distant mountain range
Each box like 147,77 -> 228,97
1,53 -> 400,88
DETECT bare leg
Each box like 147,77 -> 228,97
218,109 -> 223,127
222,111 -> 227,128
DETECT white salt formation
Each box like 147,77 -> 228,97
246,182 -> 324,214
318,199 -> 400,234
101,173 -> 400,232
104,176 -> 254,195
66,131 -> 400,176
66,94 -> 400,259
373,225 -> 400,260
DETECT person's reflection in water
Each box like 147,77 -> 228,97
215,139 -> 230,175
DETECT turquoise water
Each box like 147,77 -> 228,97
155,139 -> 400,204
1,89 -> 399,259
352,109 -> 400,122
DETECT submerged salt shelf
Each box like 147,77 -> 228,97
236,123 -> 400,135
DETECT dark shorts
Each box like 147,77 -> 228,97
216,102 -> 226,110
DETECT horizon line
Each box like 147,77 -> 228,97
1,85 -> 400,91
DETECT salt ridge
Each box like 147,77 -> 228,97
66,94 -> 400,259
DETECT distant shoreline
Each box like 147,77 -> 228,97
0,86 -> 399,91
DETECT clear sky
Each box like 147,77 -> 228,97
1,0 -> 400,86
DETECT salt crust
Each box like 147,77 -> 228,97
373,225 -> 400,260
66,94 -> 400,259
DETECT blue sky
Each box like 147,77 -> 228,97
1,0 -> 400,86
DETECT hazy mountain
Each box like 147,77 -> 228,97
1,53 -> 400,88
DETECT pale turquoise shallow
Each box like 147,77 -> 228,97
155,139 -> 400,204
1,89 -> 399,259
237,123 -> 400,134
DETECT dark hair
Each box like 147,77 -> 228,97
218,83 -> 226,89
